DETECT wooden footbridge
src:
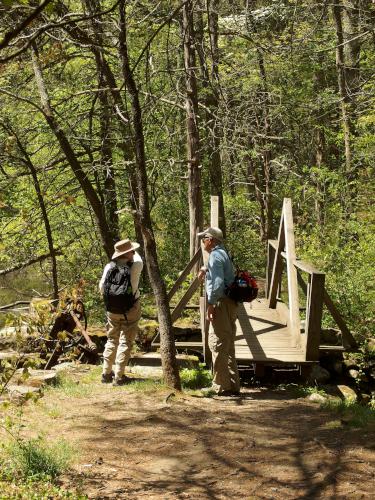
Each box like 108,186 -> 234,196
154,197 -> 356,373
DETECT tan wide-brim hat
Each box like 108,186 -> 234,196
112,238 -> 140,259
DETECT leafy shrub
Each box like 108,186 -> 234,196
180,364 -> 212,390
1,436 -> 75,480
321,399 -> 375,428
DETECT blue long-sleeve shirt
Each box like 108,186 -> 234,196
206,245 -> 235,305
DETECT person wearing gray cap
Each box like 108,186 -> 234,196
198,227 -> 240,396
99,239 -> 143,386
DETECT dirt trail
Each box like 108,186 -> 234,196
18,373 -> 375,499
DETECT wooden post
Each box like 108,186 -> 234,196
305,272 -> 325,360
200,296 -> 211,366
170,277 -> 200,323
283,199 -> 301,347
266,241 -> 276,299
268,208 -> 285,308
210,195 -> 219,227
167,247 -> 202,302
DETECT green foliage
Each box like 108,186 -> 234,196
1,436 -> 75,480
180,363 -> 212,390
0,478 -> 86,500
321,399 -> 375,428
225,193 -> 266,276
276,383 -> 327,399
51,371 -> 98,398
297,212 -> 375,342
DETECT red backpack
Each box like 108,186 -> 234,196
226,269 -> 258,303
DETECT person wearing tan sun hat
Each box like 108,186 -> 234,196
99,238 -> 143,386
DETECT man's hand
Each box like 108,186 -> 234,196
198,269 -> 206,282
207,304 -> 215,322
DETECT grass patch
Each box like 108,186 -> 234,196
321,399 -> 375,428
51,370 -> 98,398
0,478 -> 86,499
1,435 -> 76,480
276,383 -> 327,398
115,378 -> 164,392
180,364 -> 212,390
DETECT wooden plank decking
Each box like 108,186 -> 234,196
235,299 -> 307,363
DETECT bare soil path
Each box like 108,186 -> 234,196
17,368 -> 375,499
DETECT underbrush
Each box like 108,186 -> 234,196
180,364 -> 212,390
321,399 -> 375,428
1,435 -> 75,479
50,368 -> 101,398
0,434 -> 81,499
277,383 -> 375,428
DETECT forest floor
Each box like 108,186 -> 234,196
3,365 -> 375,499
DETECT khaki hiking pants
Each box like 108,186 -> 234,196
102,300 -> 141,379
208,296 -> 240,394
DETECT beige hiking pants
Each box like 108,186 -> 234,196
208,296 -> 240,393
102,300 -> 141,378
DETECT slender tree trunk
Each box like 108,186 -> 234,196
332,0 -> 355,204
12,131 -> 59,298
182,0 -> 203,258
118,0 -> 180,390
31,43 -> 114,258
312,60 -> 327,226
206,0 -> 226,235
245,2 -> 273,241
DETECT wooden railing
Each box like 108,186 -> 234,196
167,247 -> 202,324
266,198 -> 356,360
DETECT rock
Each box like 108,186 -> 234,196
337,385 -> 357,402
308,393 -> 326,403
0,351 -> 19,361
52,362 -> 79,372
12,368 -> 57,388
361,393 -> 371,404
307,365 -> 330,384
320,328 -> 342,345
348,368 -> 360,379
343,357 -> 358,370
333,361 -> 343,375
7,384 -> 41,402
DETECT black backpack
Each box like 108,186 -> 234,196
103,262 -> 136,314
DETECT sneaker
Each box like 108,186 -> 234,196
112,375 -> 130,386
101,372 -> 114,384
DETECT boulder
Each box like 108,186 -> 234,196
308,393 -> 326,403
348,368 -> 360,379
7,384 -> 41,402
337,384 -> 357,402
12,369 -> 57,388
320,328 -> 342,345
307,364 -> 330,384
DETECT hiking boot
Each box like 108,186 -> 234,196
218,390 -> 240,397
112,375 -> 131,386
201,386 -> 218,397
101,372 -> 114,384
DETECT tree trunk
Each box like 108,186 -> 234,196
206,0 -> 226,235
31,43 -> 114,258
118,0 -> 181,390
182,0 -> 203,258
12,130 -> 59,299
332,0 -> 355,207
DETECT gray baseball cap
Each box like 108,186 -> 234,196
197,227 -> 223,241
